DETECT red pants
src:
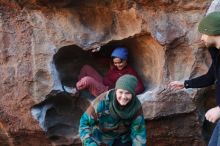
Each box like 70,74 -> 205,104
76,65 -> 108,97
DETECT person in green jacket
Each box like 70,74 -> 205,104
79,74 -> 147,146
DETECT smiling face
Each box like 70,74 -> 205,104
113,57 -> 127,70
115,89 -> 132,106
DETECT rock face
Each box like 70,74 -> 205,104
147,113 -> 205,146
31,90 -> 89,145
0,0 -> 219,145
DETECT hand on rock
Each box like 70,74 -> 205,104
167,81 -> 184,91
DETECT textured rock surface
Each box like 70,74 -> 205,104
0,0 -> 219,145
147,113 -> 206,146
31,90 -> 89,145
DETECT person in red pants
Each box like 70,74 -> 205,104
76,47 -> 145,97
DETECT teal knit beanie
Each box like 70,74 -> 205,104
115,74 -> 137,96
198,11 -> 220,35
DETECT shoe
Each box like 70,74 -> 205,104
62,86 -> 79,96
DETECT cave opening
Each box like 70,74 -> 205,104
31,34 -> 164,146
53,45 -> 95,88
53,35 -> 164,93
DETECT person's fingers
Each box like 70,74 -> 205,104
205,113 -> 208,118
205,112 -> 215,123
168,86 -> 174,91
207,117 -> 212,122
210,113 -> 217,123
170,86 -> 177,91
167,81 -> 184,91
205,112 -> 210,120
210,117 -> 215,123
177,86 -> 184,90
169,86 -> 174,91
166,84 -> 172,90
167,83 -> 172,87
76,85 -> 81,90
169,82 -> 176,87
168,82 -> 175,87
76,82 -> 80,88
167,85 -> 172,90
212,118 -> 217,123
76,82 -> 83,90
170,85 -> 179,91
204,107 -> 220,123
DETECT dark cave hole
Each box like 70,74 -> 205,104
53,39 -> 148,90
53,45 -> 113,88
